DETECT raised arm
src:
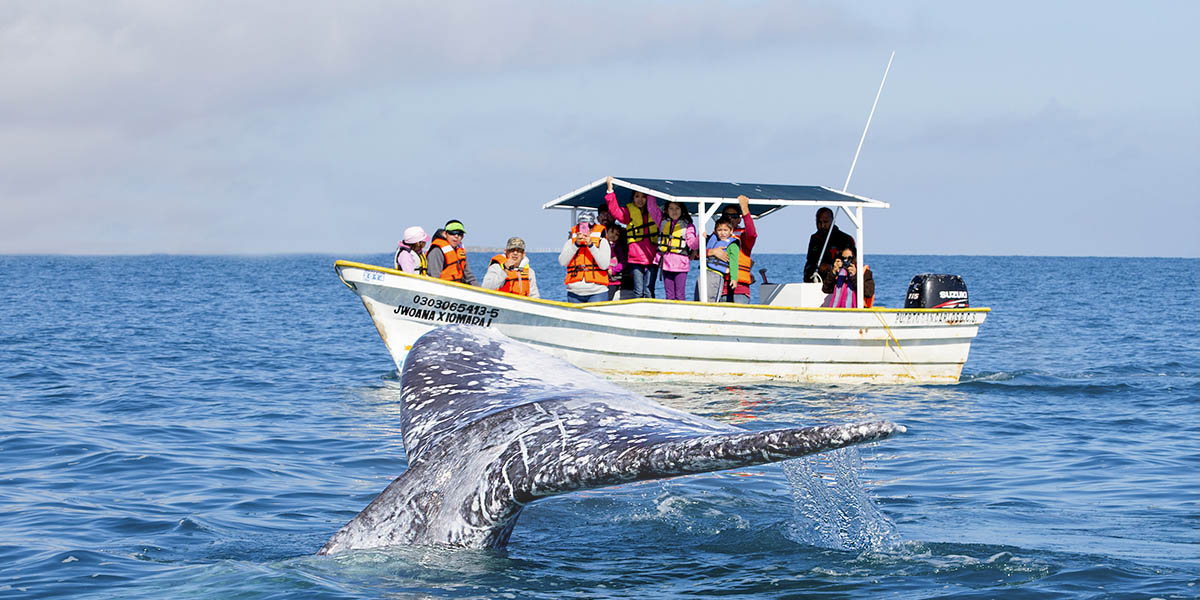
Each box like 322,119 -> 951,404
738,196 -> 758,253
604,176 -> 631,224
647,195 -> 662,224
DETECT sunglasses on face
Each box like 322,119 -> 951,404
447,231 -> 465,237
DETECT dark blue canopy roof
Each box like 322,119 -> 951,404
543,177 -> 887,219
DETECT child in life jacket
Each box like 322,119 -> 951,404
605,225 -> 627,301
394,226 -> 429,274
604,176 -> 658,298
650,199 -> 698,301
699,216 -> 739,302
700,195 -> 756,303
821,248 -> 874,308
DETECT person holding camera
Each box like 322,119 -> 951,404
558,213 -> 611,303
821,248 -> 874,308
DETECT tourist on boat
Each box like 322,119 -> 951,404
804,207 -> 856,282
605,225 -> 627,301
394,226 -> 429,275
426,220 -> 478,285
558,214 -> 611,303
699,215 -> 738,302
604,176 -> 658,298
483,237 -> 539,298
596,206 -> 615,229
716,203 -> 746,240
652,200 -> 698,301
724,195 -> 757,303
821,248 -> 874,308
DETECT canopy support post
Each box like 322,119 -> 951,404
855,206 -> 865,308
698,201 -> 708,302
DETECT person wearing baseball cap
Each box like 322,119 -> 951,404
482,236 -> 539,298
426,219 -> 477,285
394,226 -> 430,275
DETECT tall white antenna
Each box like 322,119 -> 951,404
842,50 -> 895,192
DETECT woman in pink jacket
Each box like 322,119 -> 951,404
604,177 -> 659,298
649,199 -> 698,301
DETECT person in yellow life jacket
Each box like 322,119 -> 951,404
558,214 -> 611,303
604,176 -> 659,298
394,226 -> 430,275
426,220 -> 477,285
482,237 -> 539,298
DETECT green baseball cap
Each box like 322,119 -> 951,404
444,220 -> 466,234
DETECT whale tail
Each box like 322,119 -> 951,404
511,420 -> 901,502
319,325 -> 903,554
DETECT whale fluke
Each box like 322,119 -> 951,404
319,325 -> 902,554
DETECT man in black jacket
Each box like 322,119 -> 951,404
803,207 -> 856,282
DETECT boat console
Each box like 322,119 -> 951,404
759,282 -> 830,308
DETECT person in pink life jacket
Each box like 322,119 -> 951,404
605,225 -> 627,300
822,247 -> 875,308
604,176 -> 659,298
648,199 -> 698,301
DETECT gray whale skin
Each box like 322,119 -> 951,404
319,325 -> 902,554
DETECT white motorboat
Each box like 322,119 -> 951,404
334,177 -> 989,384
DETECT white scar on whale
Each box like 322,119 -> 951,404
319,325 -> 904,554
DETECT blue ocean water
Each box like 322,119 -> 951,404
1,253 -> 1197,599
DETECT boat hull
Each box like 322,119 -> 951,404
335,261 -> 989,384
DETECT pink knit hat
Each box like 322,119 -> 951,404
401,226 -> 429,245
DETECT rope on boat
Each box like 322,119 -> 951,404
873,311 -> 916,379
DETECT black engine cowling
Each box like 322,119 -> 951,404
905,274 -> 968,309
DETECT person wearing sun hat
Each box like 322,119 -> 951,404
394,226 -> 430,275
483,236 -> 539,298
426,219 -> 477,285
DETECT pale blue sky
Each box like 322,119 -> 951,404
2,1 -> 1196,256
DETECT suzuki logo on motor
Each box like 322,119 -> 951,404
939,291 -> 968,299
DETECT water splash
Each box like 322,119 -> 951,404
782,447 -> 902,552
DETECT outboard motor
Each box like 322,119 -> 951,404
905,274 -> 968,309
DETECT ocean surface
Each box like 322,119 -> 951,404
1,253 -> 1197,599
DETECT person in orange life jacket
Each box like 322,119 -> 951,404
483,237 -> 539,298
717,203 -> 746,240
604,176 -> 658,298
605,225 -> 627,301
804,207 -> 856,282
394,226 -> 430,275
650,199 -> 698,301
698,216 -> 739,303
821,247 -> 874,308
718,195 -> 756,303
426,220 -> 477,285
558,213 -> 611,303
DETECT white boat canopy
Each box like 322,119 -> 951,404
542,177 -> 889,218
543,177 -> 890,305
